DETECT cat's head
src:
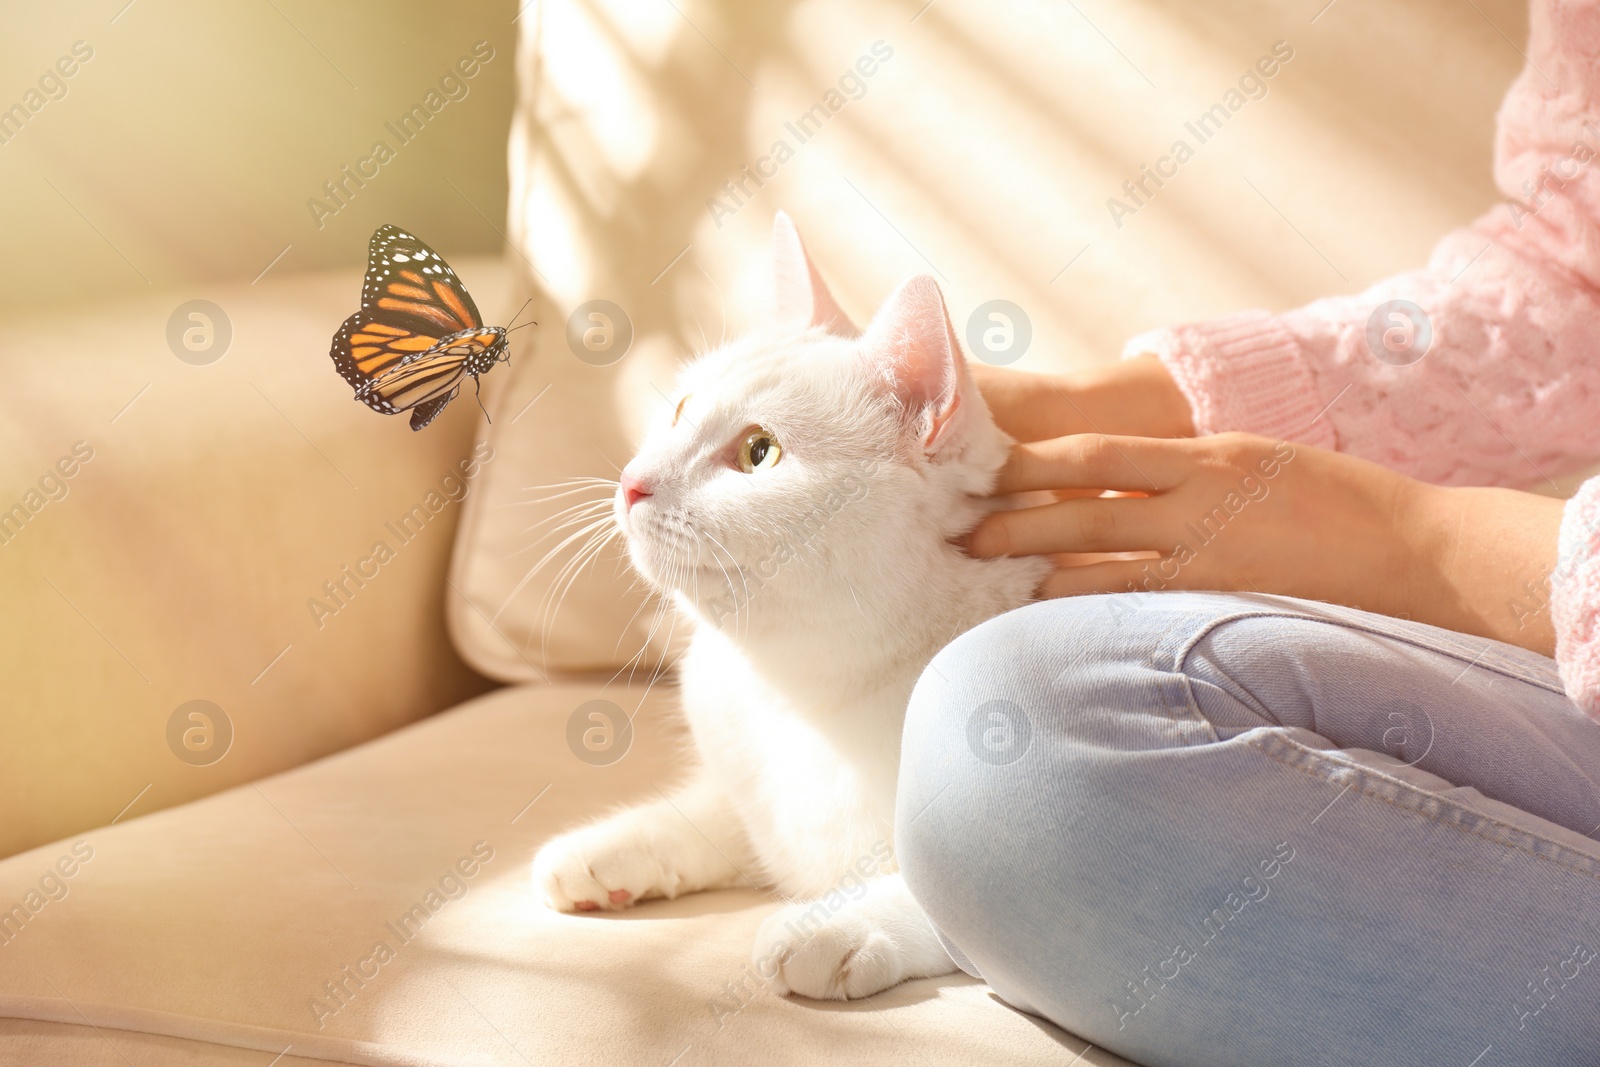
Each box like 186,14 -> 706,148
616,212 -> 1013,630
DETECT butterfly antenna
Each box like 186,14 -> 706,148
504,297 -> 534,331
506,320 -> 540,334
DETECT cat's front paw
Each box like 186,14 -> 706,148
531,816 -> 681,913
753,900 -> 910,1000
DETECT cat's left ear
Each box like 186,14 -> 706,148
772,211 -> 857,337
862,275 -> 969,457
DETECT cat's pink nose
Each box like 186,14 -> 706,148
621,470 -> 652,510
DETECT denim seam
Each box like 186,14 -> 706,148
1248,730 -> 1600,882
1169,604 -> 1565,696
1149,608 -> 1221,745
1149,607 -> 1315,746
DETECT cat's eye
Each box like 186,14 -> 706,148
736,428 -> 782,473
672,395 -> 690,427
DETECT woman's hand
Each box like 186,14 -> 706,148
966,431 -> 1566,655
971,354 -> 1196,443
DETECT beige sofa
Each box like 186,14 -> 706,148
1,0 -> 1532,1063
0,264 -> 1128,1066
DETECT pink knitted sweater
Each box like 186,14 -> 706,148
1126,0 -> 1600,718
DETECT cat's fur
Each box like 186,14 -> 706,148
531,213 -> 1047,1000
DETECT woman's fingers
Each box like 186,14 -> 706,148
996,434 -> 1187,495
967,495 -> 1174,558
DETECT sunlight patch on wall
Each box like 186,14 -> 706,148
519,154 -> 591,306
541,0 -> 665,182
588,0 -> 679,64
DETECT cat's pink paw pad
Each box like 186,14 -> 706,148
574,900 -> 599,911
608,889 -> 632,905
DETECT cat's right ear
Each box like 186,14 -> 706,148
862,275 -> 969,457
772,211 -> 857,337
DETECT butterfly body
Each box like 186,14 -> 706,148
330,224 -> 513,431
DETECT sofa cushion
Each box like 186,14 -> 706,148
0,681 -> 1133,1066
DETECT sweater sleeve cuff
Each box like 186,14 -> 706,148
1552,476 -> 1600,720
1122,310 -> 1338,450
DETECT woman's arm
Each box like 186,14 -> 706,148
1098,0 -> 1600,488
967,0 -> 1600,715
969,0 -> 1600,714
970,355 -> 1194,443
966,432 -> 1567,656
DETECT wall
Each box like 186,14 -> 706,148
0,0 -> 517,316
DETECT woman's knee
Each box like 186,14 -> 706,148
894,594 -> 1303,1048
896,593 -> 1250,939
895,592 -> 1323,914
900,591 -> 1262,778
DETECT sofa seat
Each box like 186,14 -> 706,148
0,681 -> 1132,1066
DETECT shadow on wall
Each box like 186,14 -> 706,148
481,0 -> 1524,673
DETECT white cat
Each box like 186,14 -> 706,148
531,213 -> 1048,1000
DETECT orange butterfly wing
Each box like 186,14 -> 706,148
330,312 -> 444,409
328,225 -> 507,431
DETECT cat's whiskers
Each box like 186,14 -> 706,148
541,531 -> 620,666
537,519 -> 623,665
621,550 -> 680,690
510,475 -> 619,500
638,559 -> 687,704
610,572 -> 662,658
497,510 -> 613,620
505,476 -> 620,507
605,590 -> 657,687
494,479 -> 619,628
510,497 -> 616,548
700,530 -> 751,637
683,533 -> 715,606
602,509 -> 693,689
690,539 -> 722,614
532,513 -> 619,621
631,553 -> 682,712
508,489 -> 618,570
608,626 -> 657,691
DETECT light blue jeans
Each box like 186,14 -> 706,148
896,592 -> 1600,1067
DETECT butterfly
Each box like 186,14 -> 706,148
329,224 -> 530,431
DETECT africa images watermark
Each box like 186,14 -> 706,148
1510,937 -> 1596,1034
1508,503 -> 1599,631
1109,839 -> 1297,1030
307,840 -> 496,1028
307,442 -> 494,629
1106,439 -> 1297,620
306,41 -> 496,230
702,455 -> 880,626
706,40 -> 895,228
1502,120 -> 1600,231
707,839 -> 895,1029
1107,40 -> 1296,229
0,840 -> 95,950
0,39 -> 94,147
0,440 -> 95,548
